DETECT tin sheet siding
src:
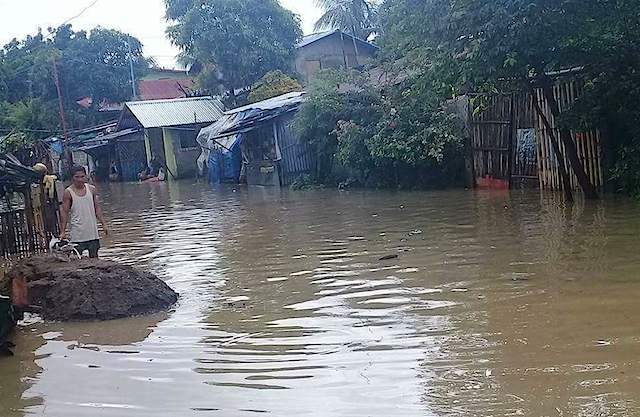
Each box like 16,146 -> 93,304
277,115 -> 315,186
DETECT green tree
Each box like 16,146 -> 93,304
0,25 -> 149,143
294,68 -> 463,187
379,0 -> 640,199
165,0 -> 302,105
294,70 -> 377,182
314,0 -> 378,39
247,70 -> 302,104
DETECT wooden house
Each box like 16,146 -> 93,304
295,30 -> 379,83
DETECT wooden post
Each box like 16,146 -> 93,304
52,59 -> 72,174
507,94 -> 515,189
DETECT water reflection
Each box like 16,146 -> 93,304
0,182 -> 639,416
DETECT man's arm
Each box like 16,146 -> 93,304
91,185 -> 109,236
59,190 -> 72,240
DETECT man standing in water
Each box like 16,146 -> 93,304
60,166 -> 109,258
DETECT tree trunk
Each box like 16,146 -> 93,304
530,87 -> 574,203
350,26 -> 360,67
540,83 -> 599,199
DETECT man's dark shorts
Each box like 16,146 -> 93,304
74,239 -> 100,258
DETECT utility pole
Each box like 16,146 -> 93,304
52,58 -> 73,172
126,41 -> 137,100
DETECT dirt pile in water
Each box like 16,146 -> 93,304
4,256 -> 178,321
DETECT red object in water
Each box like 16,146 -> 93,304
11,276 -> 28,308
476,176 -> 509,190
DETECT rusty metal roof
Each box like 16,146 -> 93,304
138,78 -> 195,101
120,96 -> 224,129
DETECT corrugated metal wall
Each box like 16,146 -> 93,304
277,115 -> 315,186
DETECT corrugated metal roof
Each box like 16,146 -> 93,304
138,78 -> 195,100
123,96 -> 224,129
297,30 -> 379,50
198,92 -> 306,142
227,91 -> 306,115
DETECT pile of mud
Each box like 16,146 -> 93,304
4,256 -> 178,321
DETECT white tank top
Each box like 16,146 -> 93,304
67,184 -> 100,243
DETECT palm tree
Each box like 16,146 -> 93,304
314,0 -> 376,40
314,0 -> 377,67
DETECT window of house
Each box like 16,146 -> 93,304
177,129 -> 198,150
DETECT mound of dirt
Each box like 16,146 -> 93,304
5,256 -> 178,321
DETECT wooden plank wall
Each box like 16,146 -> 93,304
469,94 -> 513,185
511,92 -> 538,185
533,80 -> 604,190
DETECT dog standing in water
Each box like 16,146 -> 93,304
59,165 -> 109,258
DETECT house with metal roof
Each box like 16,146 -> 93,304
196,92 -> 314,187
118,96 -> 225,180
138,67 -> 195,101
295,30 -> 379,83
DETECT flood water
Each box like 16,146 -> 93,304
2,181 -> 640,416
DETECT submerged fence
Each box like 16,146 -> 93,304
469,78 -> 604,191
0,185 -> 58,264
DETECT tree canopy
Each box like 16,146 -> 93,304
165,0 -> 302,103
379,0 -> 639,197
0,25 -> 148,145
294,0 -> 640,194
247,70 -> 302,104
314,0 -> 378,40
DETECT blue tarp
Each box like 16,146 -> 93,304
196,92 -> 307,184
208,134 -> 242,184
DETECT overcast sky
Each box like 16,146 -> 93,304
0,0 -> 323,68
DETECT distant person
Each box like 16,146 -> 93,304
59,165 -> 109,258
149,157 -> 161,177
109,161 -> 120,182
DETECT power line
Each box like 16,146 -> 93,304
61,0 -> 101,25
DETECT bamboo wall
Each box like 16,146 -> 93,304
469,94 -> 513,188
469,79 -> 603,191
469,93 -> 537,188
0,185 -> 58,267
533,81 -> 604,191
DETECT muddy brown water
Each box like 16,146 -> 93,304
1,181 -> 640,416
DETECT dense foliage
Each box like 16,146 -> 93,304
294,70 -> 463,188
303,0 -> 640,195
247,71 -> 302,104
0,25 -> 148,147
165,0 -> 302,105
379,0 -> 640,197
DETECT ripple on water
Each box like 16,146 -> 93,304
3,184 -> 640,417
